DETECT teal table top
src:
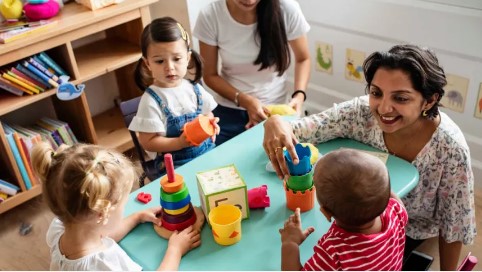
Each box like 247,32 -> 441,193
120,122 -> 419,270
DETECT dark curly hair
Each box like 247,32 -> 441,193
363,44 -> 447,119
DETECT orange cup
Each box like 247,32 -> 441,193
284,181 -> 315,212
183,115 -> 215,146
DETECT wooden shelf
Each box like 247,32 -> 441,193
75,38 -> 141,82
0,90 -> 57,116
0,185 -> 42,214
93,107 -> 133,153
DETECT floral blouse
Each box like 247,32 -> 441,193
291,95 -> 476,244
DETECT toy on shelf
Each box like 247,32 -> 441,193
247,185 -> 270,209
208,204 -> 242,246
183,115 -> 215,146
284,143 -> 316,212
0,0 -> 23,19
154,153 -> 205,239
57,75 -> 85,101
265,104 -> 297,117
196,164 -> 249,222
23,0 -> 60,21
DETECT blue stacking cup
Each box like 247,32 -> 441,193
284,143 -> 312,176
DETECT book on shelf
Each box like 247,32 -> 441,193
5,71 -> 41,94
0,178 -> 20,196
21,61 -> 59,88
1,72 -> 34,95
37,52 -> 68,76
10,67 -> 47,91
0,19 -> 58,44
28,57 -> 60,83
40,117 -> 78,145
2,124 -> 31,191
0,76 -> 24,96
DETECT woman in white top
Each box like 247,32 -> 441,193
194,0 -> 311,145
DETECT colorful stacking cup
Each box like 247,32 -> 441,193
209,204 -> 242,246
183,115 -> 215,146
284,143 -> 312,176
284,181 -> 315,212
286,169 -> 313,191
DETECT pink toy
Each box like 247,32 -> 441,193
247,185 -> 270,209
136,192 -> 152,204
23,0 -> 59,21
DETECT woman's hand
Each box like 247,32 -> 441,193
288,93 -> 305,116
263,115 -> 299,179
239,93 -> 269,129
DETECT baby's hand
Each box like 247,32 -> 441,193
137,206 -> 162,227
279,208 -> 314,246
168,225 -> 201,256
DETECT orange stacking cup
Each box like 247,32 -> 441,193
183,115 -> 215,146
284,181 -> 315,212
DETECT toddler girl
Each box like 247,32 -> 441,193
130,17 -> 220,177
31,142 -> 201,270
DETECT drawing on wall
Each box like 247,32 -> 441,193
440,74 -> 469,113
345,48 -> 365,83
475,83 -> 482,119
315,41 -> 333,74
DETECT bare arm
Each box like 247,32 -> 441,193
439,236 -> 462,271
108,207 -> 162,242
199,41 -> 268,128
157,226 -> 201,271
138,132 -> 190,153
282,242 -> 302,270
288,34 -> 311,114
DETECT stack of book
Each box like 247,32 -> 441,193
0,178 -> 20,202
0,19 -> 58,44
2,117 -> 78,192
0,52 -> 68,97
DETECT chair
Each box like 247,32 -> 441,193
120,97 -> 160,187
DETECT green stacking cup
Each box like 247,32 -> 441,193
287,169 -> 313,191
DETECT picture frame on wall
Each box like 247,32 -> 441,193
440,73 -> 469,113
475,83 -> 482,119
315,41 -> 333,74
345,48 -> 365,83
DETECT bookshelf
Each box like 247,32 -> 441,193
0,0 -> 157,214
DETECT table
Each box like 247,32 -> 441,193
120,122 -> 419,270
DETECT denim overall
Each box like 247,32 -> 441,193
147,83 -> 214,175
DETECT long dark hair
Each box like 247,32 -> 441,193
254,0 -> 290,76
363,44 -> 447,119
134,17 -> 203,90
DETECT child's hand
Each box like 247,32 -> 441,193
136,206 -> 163,227
168,225 -> 201,256
279,208 -> 314,246
209,116 -> 220,142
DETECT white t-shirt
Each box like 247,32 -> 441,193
193,0 -> 310,109
129,79 -> 217,159
46,218 -> 142,271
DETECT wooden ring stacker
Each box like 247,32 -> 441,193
154,206 -> 205,239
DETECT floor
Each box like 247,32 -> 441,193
0,177 -> 480,270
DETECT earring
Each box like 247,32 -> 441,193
422,110 -> 428,117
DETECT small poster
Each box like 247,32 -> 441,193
475,83 -> 482,119
345,48 -> 365,83
440,74 -> 469,113
315,41 -> 333,74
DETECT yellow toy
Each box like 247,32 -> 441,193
265,104 -> 296,116
0,0 -> 23,19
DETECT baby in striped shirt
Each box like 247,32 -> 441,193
280,149 -> 408,271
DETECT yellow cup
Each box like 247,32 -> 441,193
208,204 -> 242,246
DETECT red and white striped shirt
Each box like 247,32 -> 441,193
302,198 -> 408,271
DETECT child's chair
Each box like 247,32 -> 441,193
120,96 -> 160,187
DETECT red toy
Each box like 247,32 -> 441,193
247,185 -> 270,209
136,192 -> 152,204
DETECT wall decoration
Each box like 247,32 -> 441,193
315,41 -> 333,74
475,83 -> 482,119
440,74 -> 469,113
345,48 -> 365,83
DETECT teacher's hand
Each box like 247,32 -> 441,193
263,115 -> 298,179
288,94 -> 304,116
239,93 -> 269,129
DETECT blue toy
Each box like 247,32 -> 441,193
56,75 -> 85,101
